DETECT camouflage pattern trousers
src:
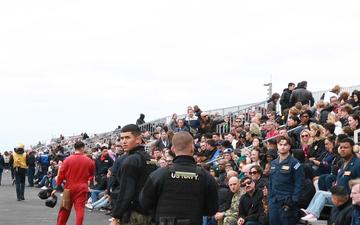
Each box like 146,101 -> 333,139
117,211 -> 151,225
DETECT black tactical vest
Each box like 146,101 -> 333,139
156,163 -> 204,225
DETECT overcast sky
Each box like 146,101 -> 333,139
1,1 -> 359,151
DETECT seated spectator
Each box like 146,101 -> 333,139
264,120 -> 279,140
237,176 -> 263,225
349,179 -> 360,225
214,176 -> 242,225
327,186 -> 352,225
301,138 -> 360,222
249,165 -> 268,190
154,130 -> 171,151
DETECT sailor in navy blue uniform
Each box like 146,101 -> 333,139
269,136 -> 304,225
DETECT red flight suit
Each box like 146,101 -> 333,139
56,153 -> 95,225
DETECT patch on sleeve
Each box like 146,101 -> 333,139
294,162 -> 301,170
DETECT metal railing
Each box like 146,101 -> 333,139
139,84 -> 360,134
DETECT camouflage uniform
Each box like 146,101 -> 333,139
219,190 -> 243,225
116,211 -> 151,225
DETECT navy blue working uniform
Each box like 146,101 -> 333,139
269,154 -> 304,225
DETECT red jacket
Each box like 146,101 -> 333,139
56,153 -> 95,192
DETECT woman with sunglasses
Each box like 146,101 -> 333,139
249,165 -> 268,190
299,129 -> 312,160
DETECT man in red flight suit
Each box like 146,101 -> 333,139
52,141 -> 95,225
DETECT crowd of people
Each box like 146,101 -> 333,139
0,81 -> 360,225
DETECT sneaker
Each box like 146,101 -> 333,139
300,208 -> 309,217
301,213 -> 317,222
85,203 -> 93,210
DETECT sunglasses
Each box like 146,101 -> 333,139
235,120 -> 241,122
301,134 -> 309,137
249,171 -> 258,175
241,180 -> 253,187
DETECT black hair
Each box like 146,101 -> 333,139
339,137 -> 355,147
74,141 -> 85,150
240,176 -> 252,183
324,123 -> 335,134
221,140 -> 233,149
329,185 -> 348,198
206,139 -> 217,148
121,124 -> 141,136
289,115 -> 300,124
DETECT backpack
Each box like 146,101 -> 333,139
40,154 -> 50,166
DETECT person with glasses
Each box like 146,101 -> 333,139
237,177 -> 264,225
299,110 -> 312,129
249,165 -> 268,190
268,136 -> 304,225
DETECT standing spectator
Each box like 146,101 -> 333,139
3,151 -> 11,172
267,93 -> 280,114
168,113 -> 178,131
52,141 -> 95,225
10,144 -> 29,201
269,136 -> 304,225
27,150 -> 36,187
290,81 -> 315,107
111,124 -> 152,225
322,84 -> 341,104
136,113 -> 145,126
199,112 -> 218,135
193,105 -> 202,117
174,119 -> 189,133
139,131 -> 218,225
280,82 -> 295,116
349,179 -> 360,225
184,108 -> 200,135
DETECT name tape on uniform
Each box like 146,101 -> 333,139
171,171 -> 199,180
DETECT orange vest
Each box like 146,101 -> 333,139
13,152 -> 27,169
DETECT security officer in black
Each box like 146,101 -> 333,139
139,131 -> 219,225
111,124 -> 152,225
269,136 -> 304,225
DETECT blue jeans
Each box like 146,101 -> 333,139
90,189 -> 102,203
14,168 -> 26,200
306,190 -> 332,218
245,222 -> 262,225
92,196 -> 110,209
27,167 -> 35,186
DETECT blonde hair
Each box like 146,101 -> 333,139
309,123 -> 326,141
289,107 -> 300,116
300,129 -> 313,145
349,179 -> 360,188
